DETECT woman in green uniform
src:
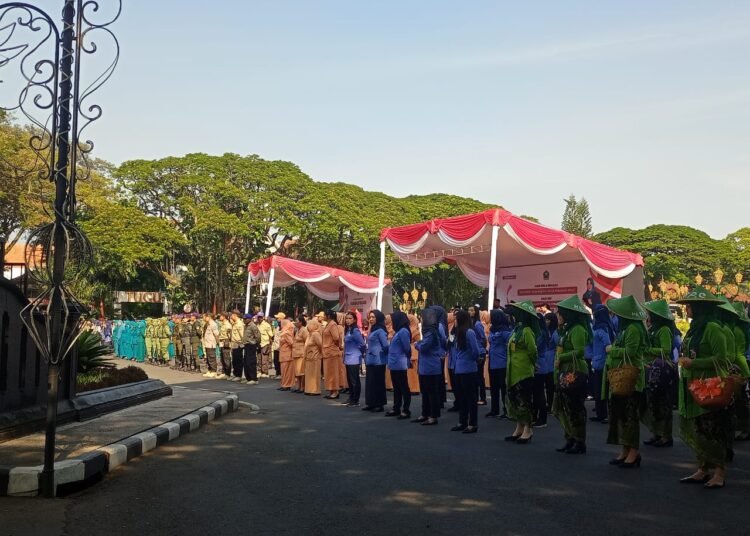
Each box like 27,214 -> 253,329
732,303 -> 750,441
676,287 -> 730,488
642,299 -> 678,448
505,300 -> 540,444
604,295 -> 648,468
716,298 -> 750,456
552,295 -> 591,455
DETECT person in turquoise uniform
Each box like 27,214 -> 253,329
112,321 -> 122,357
135,320 -> 147,362
168,315 -> 177,363
604,295 -> 648,468
642,299 -> 679,448
125,321 -> 133,361
731,303 -> 750,441
552,295 -> 591,455
676,287 -> 730,488
505,300 -> 540,444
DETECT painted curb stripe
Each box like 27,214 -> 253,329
120,436 -> 143,461
0,467 -> 10,497
197,409 -> 208,426
175,418 -> 191,436
0,395 -> 239,497
79,451 -> 107,480
151,426 -> 171,447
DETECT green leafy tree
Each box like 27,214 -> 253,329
561,195 -> 593,238
594,225 -> 733,284
725,228 -> 750,277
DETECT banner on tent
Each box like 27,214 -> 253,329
339,287 -> 376,315
495,261 -> 592,306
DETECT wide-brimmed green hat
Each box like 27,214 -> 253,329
732,302 -> 750,323
557,295 -> 589,316
643,299 -> 673,321
717,295 -> 739,316
606,295 -> 647,321
509,300 -> 537,318
676,286 -> 723,304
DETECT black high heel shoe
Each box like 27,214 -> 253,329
566,442 -> 587,455
556,440 -> 574,452
609,457 -> 626,466
504,434 -> 521,442
515,434 -> 533,444
451,425 -> 467,432
619,454 -> 641,469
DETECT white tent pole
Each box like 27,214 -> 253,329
265,267 -> 275,317
244,271 -> 252,314
487,225 -> 499,310
377,241 -> 386,310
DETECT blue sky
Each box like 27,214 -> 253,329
33,1 -> 750,237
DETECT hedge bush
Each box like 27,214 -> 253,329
77,366 -> 148,392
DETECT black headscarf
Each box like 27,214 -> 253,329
455,309 -> 472,351
390,311 -> 410,335
431,305 -> 448,335
537,312 -> 551,347
490,309 -> 511,333
326,309 -> 338,324
421,307 -> 439,340
684,302 -> 718,353
370,310 -> 387,334
544,312 -> 559,333
648,311 -> 680,340
593,304 -> 615,341
559,308 -> 593,342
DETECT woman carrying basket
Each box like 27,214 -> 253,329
642,299 -> 679,448
676,287 -> 731,489
552,295 -> 592,455
604,295 -> 648,468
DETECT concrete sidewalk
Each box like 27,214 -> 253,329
0,384 -> 239,497
0,386 -> 232,467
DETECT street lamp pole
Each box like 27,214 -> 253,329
0,0 -> 120,497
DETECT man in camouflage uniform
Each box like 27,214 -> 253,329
190,314 -> 203,372
144,318 -> 154,363
157,317 -> 172,365
177,316 -> 189,370
217,313 -> 232,379
173,315 -> 185,370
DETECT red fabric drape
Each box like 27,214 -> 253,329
578,238 -> 642,271
379,208 -> 644,275
506,215 -> 567,251
248,256 -> 386,292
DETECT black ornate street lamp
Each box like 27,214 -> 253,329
0,0 -> 120,497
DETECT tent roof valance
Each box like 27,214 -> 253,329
379,208 -> 643,282
248,255 -> 388,302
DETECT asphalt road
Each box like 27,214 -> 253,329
2,368 -> 749,536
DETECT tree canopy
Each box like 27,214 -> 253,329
594,225 -> 737,285
3,112 -> 749,314
561,194 -> 593,238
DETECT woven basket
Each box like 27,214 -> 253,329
688,376 -> 736,409
607,365 -> 639,396
730,374 -> 745,396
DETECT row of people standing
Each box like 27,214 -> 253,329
289,289 -> 748,490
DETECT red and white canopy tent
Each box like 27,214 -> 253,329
377,208 -> 644,311
247,256 -> 390,316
